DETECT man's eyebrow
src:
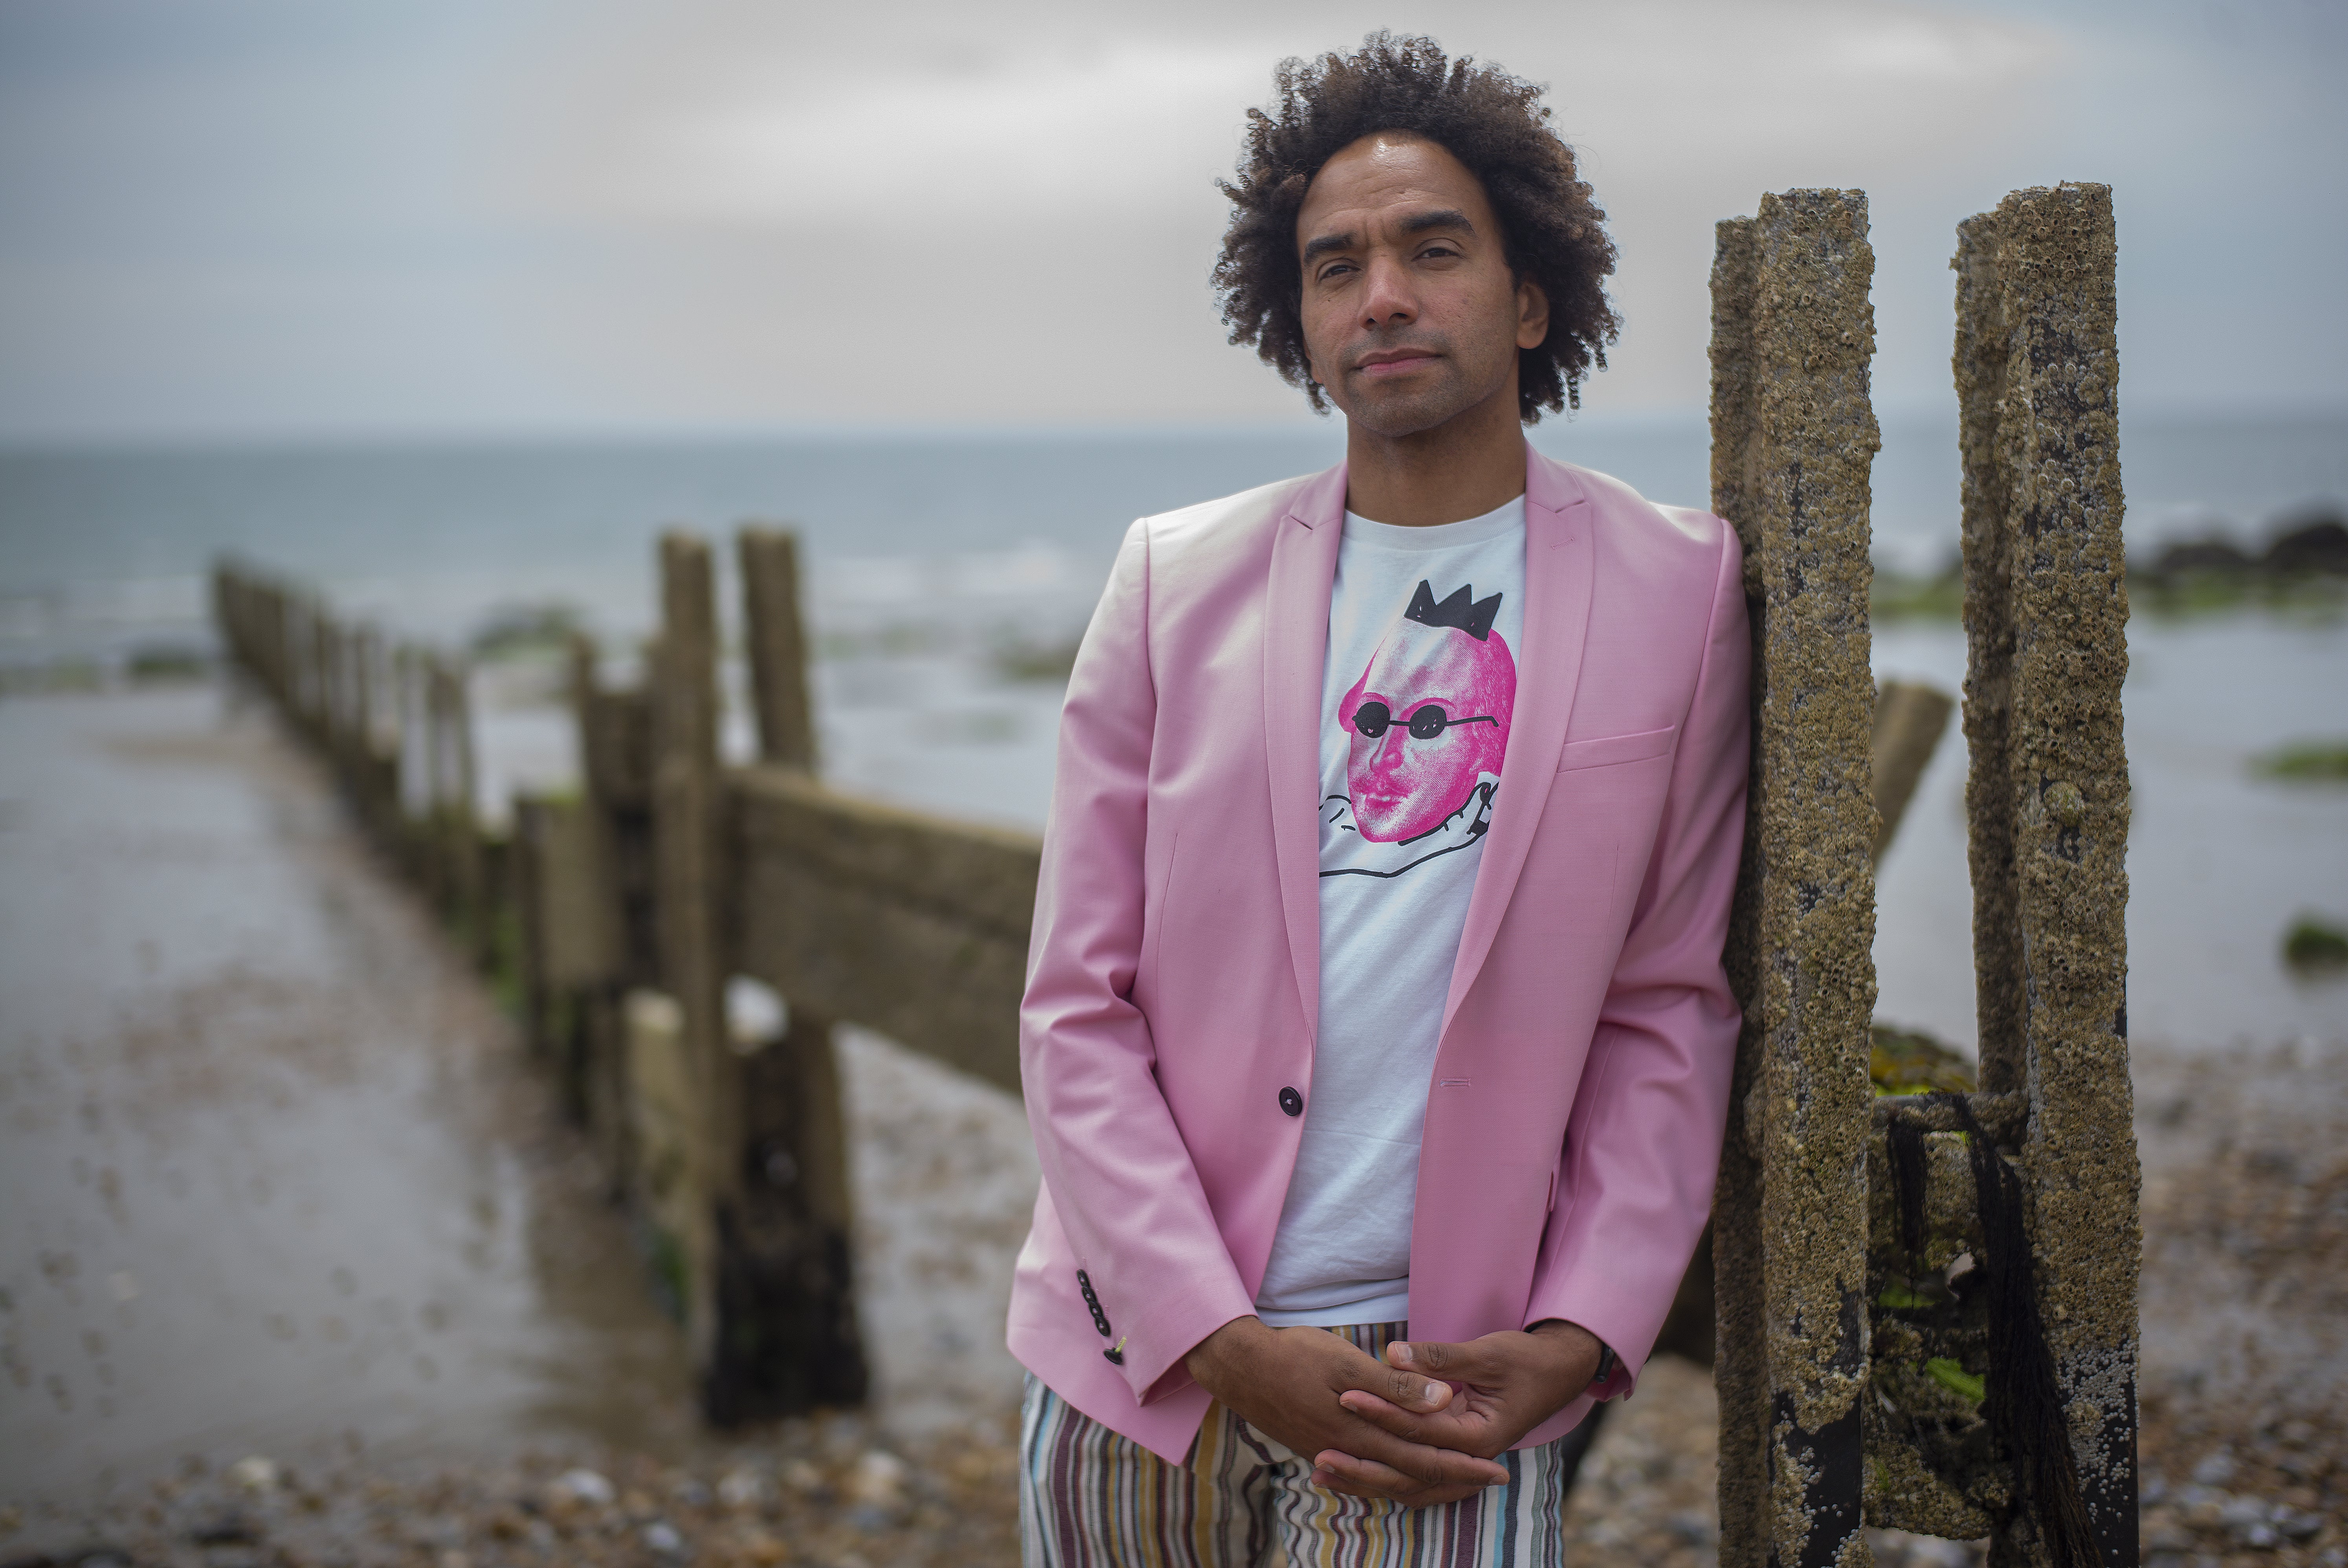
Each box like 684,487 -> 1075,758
1400,208 -> 1476,237
1300,209 -> 1479,265
1301,229 -> 1357,265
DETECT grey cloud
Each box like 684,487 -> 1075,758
0,0 -> 2339,441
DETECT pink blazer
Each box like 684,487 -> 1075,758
1008,448 -> 1750,1463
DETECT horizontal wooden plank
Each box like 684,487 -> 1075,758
728,767 -> 1039,1095
730,767 -> 1041,942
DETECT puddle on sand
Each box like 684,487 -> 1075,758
0,687 -> 1036,1503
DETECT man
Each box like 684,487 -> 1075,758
1009,32 -> 1748,1565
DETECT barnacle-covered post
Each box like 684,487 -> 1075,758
1710,187 -> 1882,1568
1955,183 -> 2138,1567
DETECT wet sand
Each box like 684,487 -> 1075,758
0,686 -> 1033,1502
0,685 -> 706,1496
4,683 -> 2345,1567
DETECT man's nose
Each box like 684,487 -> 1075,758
1359,253 -> 1418,331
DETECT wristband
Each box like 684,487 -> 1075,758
1589,1340 -> 1617,1392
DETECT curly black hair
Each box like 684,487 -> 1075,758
1213,32 -> 1619,422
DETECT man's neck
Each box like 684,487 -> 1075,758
1341,394 -> 1528,528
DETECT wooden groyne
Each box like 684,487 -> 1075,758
214,181 -> 2137,1567
215,528 -> 1041,1421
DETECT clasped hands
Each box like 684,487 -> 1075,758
1181,1315 -> 1602,1507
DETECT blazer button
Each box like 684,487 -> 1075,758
1278,1086 -> 1304,1117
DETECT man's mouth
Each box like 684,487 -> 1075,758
1354,349 -> 1438,379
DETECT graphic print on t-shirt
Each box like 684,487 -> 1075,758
1319,578 -> 1516,881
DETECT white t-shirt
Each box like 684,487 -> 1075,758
1254,497 -> 1527,1327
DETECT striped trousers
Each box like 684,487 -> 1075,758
1018,1322 -> 1577,1567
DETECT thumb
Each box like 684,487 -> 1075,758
1384,1338 -> 1491,1382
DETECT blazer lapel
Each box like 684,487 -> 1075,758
1263,463 -> 1348,1040
1440,453 -> 1596,1040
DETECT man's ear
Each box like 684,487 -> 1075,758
1515,275 -> 1551,351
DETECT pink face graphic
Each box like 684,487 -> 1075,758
1338,600 -> 1515,843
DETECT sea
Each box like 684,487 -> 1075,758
3,407 -> 2344,1056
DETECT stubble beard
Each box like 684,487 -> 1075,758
1331,337 -> 1514,443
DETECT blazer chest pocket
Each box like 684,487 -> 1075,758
1555,723 -> 1678,773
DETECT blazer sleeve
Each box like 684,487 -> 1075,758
1521,517 -> 1750,1397
1020,519 -> 1257,1404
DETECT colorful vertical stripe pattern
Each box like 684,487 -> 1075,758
1019,1321 -> 1574,1567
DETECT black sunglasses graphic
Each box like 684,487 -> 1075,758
1350,700 -> 1500,741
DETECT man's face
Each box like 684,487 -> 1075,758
1294,133 -> 1549,439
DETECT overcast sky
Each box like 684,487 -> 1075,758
0,0 -> 2340,443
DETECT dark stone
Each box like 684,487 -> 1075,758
2264,516 -> 2348,574
2148,536 -> 2254,576
187,1515 -> 261,1548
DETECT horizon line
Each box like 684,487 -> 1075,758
5,395 -> 2346,458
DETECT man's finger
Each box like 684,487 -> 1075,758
1312,1451 -> 1417,1497
1322,1420 -> 1509,1492
1325,1429 -> 1511,1490
1338,1389 -> 1486,1447
1370,1358 -> 1453,1412
1315,1446 -> 1508,1495
1327,1340 -> 1451,1412
1310,1451 -> 1493,1509
1385,1338 -> 1493,1380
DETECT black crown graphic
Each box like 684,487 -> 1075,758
1404,579 -> 1502,641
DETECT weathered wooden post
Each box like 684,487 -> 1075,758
740,526 -> 820,774
282,588 -> 302,714
1871,682 -> 1954,862
289,594 -> 316,733
1710,187 -> 1882,1568
306,599 -> 331,743
568,630 -> 657,1171
353,624 -> 397,835
1952,182 -> 2137,1568
392,644 -> 424,866
715,525 -> 869,1420
283,590 -> 303,721
210,566 -> 235,678
337,620 -> 362,773
425,654 -> 482,935
322,615 -> 345,760
260,579 -> 286,705
421,652 -> 449,901
452,659 -> 491,966
278,589 -> 299,715
649,532 -> 730,1366
346,623 -> 369,772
